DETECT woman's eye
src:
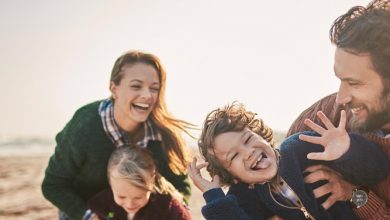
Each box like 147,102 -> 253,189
150,87 -> 160,93
130,85 -> 141,89
231,153 -> 238,161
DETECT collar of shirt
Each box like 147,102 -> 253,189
99,98 -> 162,148
373,129 -> 390,138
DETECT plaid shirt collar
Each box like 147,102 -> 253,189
374,129 -> 390,138
98,99 -> 162,148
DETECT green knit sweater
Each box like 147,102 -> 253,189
41,101 -> 191,220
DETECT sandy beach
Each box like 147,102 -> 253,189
0,154 -> 205,220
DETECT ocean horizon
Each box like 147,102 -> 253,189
0,135 -> 54,156
0,130 -> 286,157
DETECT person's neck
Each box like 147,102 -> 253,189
113,109 -> 141,133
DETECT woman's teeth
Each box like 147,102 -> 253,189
133,103 -> 150,110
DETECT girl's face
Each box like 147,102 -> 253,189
110,63 -> 160,132
110,171 -> 153,214
212,127 -> 278,184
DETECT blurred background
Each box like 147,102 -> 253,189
0,0 -> 367,219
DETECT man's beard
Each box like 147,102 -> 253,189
349,91 -> 390,133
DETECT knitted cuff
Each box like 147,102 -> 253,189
203,188 -> 225,203
353,192 -> 385,219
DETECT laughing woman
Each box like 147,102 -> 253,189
42,51 -> 193,220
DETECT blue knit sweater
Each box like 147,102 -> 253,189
201,132 -> 390,220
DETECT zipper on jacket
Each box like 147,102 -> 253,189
267,179 -> 316,220
300,206 -> 312,219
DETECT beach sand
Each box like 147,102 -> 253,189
0,154 -> 206,220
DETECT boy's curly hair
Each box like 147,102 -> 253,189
198,102 -> 275,186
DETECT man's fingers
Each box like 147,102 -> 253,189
303,164 -> 351,210
304,167 -> 331,183
312,183 -> 332,198
304,164 -> 326,173
268,215 -> 284,220
321,195 -> 337,210
304,172 -> 322,184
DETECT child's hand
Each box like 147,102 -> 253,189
188,157 -> 221,193
299,110 -> 350,161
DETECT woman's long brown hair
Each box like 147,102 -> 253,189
110,51 -> 194,174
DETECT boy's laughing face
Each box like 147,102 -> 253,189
212,127 -> 278,184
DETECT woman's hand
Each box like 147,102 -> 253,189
187,157 -> 221,193
299,110 -> 350,161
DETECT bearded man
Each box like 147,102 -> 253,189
288,1 -> 390,219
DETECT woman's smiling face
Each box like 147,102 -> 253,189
110,63 -> 160,131
212,127 -> 278,184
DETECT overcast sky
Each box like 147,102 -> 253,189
0,0 -> 368,137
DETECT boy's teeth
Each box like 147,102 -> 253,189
251,155 -> 263,169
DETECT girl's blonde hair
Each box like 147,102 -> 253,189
107,146 -> 183,201
110,50 -> 194,174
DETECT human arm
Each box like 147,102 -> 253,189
288,94 -> 390,216
353,192 -> 390,220
42,128 -> 89,219
202,188 -> 262,220
227,183 -> 274,219
188,158 -> 268,220
41,102 -> 112,219
299,110 -> 390,186
294,109 -> 389,214
304,164 -> 390,219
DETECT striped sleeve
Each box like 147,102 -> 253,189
353,192 -> 390,220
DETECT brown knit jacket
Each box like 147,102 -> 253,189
288,93 -> 390,220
